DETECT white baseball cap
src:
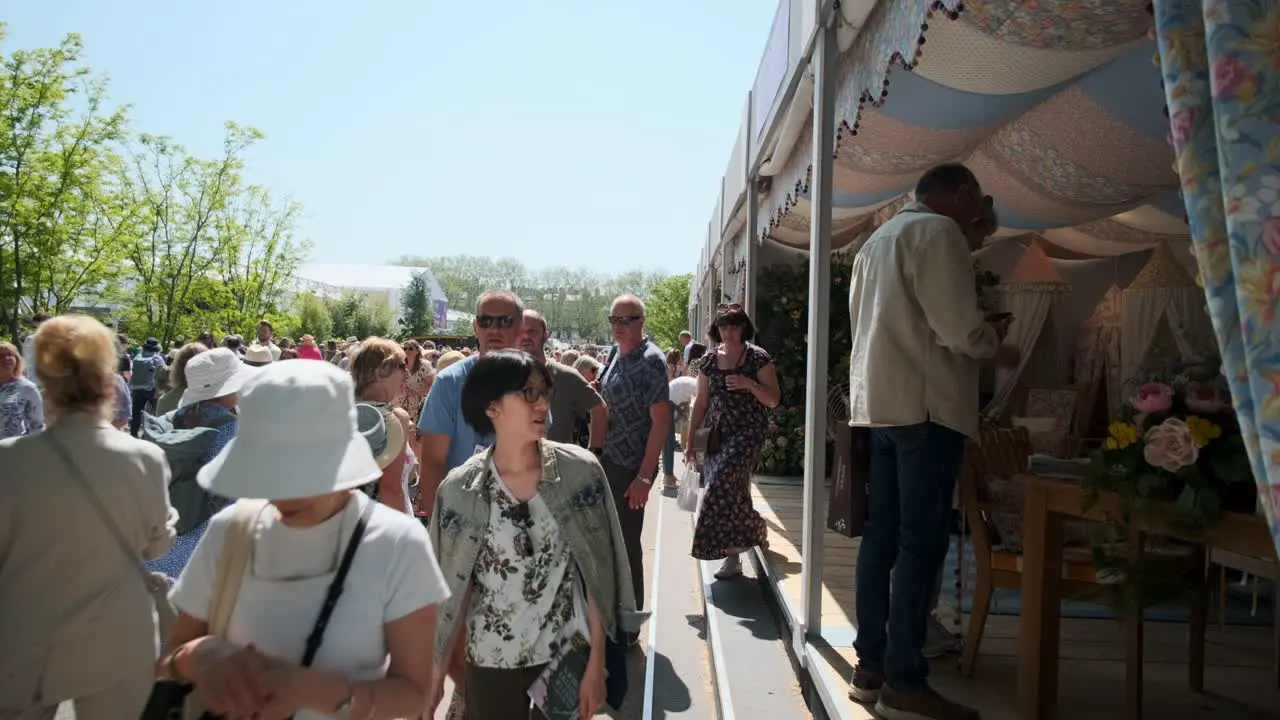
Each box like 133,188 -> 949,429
179,348 -> 256,408
197,361 -> 381,501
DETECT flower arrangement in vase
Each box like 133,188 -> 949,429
1085,357 -> 1254,534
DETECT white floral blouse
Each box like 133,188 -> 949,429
466,464 -> 587,669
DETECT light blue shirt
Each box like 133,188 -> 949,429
418,354 -> 492,472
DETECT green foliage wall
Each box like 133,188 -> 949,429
752,257 -> 854,476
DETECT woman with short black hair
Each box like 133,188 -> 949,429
429,350 -> 643,720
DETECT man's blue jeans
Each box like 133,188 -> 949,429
661,402 -> 676,476
853,422 -> 965,691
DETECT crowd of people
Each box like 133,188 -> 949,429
0,162 -> 1015,720
0,286 -> 781,720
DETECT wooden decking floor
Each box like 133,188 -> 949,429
749,478 -> 1280,719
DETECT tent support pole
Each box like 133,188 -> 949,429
745,138 -> 760,318
798,6 -> 836,658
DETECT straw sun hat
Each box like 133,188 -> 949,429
355,403 -> 405,470
243,344 -> 274,366
196,361 -> 382,501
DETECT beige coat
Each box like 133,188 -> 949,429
0,413 -> 176,709
847,202 -> 999,440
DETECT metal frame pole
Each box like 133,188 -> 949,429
798,5 -> 837,654
745,90 -> 760,321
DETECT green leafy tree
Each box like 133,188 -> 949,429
214,184 -> 308,333
325,291 -> 393,340
0,28 -> 132,340
643,273 -> 692,349
124,123 -> 264,344
394,255 -> 672,344
399,271 -> 435,337
295,291 -> 333,342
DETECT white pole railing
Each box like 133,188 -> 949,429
798,3 -> 837,655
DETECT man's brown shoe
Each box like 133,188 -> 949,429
847,664 -> 884,704
873,683 -> 979,720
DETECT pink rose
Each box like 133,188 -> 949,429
1262,217 -> 1280,257
1132,382 -> 1175,414
1212,55 -> 1249,99
1169,108 -> 1196,146
1143,418 -> 1200,472
1184,379 -> 1230,414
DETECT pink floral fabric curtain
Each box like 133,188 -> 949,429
1153,0 -> 1280,557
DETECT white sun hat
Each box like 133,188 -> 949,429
179,347 -> 256,408
197,361 -> 381,501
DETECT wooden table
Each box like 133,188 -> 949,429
1015,473 -> 1276,719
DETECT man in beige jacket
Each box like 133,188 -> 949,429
845,164 -> 1018,720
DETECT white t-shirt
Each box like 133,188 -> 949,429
171,492 -> 449,719
669,376 -> 697,407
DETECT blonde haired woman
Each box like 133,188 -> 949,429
350,337 -> 415,514
0,315 -> 176,719
571,355 -> 601,384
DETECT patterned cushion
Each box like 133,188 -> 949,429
983,476 -> 1097,553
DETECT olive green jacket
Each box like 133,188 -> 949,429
429,440 -> 649,661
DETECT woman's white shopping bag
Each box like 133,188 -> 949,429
677,464 -> 701,513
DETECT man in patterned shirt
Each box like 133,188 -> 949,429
598,294 -> 670,631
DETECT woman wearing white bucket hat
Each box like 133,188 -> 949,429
157,361 -> 449,719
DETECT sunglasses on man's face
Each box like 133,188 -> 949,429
476,314 -> 518,330
608,315 -> 642,326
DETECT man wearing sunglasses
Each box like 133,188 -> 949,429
597,294 -> 671,632
417,290 -> 525,519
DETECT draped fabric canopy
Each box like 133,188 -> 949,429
757,0 -> 1190,261
1121,242 -> 1217,383
1077,284 -> 1125,418
1154,1 -> 1280,555
985,241 -> 1071,418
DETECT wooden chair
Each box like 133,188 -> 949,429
958,427 -> 1111,676
1211,548 -> 1280,686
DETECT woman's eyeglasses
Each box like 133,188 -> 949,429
717,303 -> 743,312
511,502 -> 534,557
513,386 -> 552,404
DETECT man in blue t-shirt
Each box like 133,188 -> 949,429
417,289 -> 524,517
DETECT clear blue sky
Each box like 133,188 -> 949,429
7,1 -> 777,275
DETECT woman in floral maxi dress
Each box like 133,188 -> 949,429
686,304 -> 782,579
